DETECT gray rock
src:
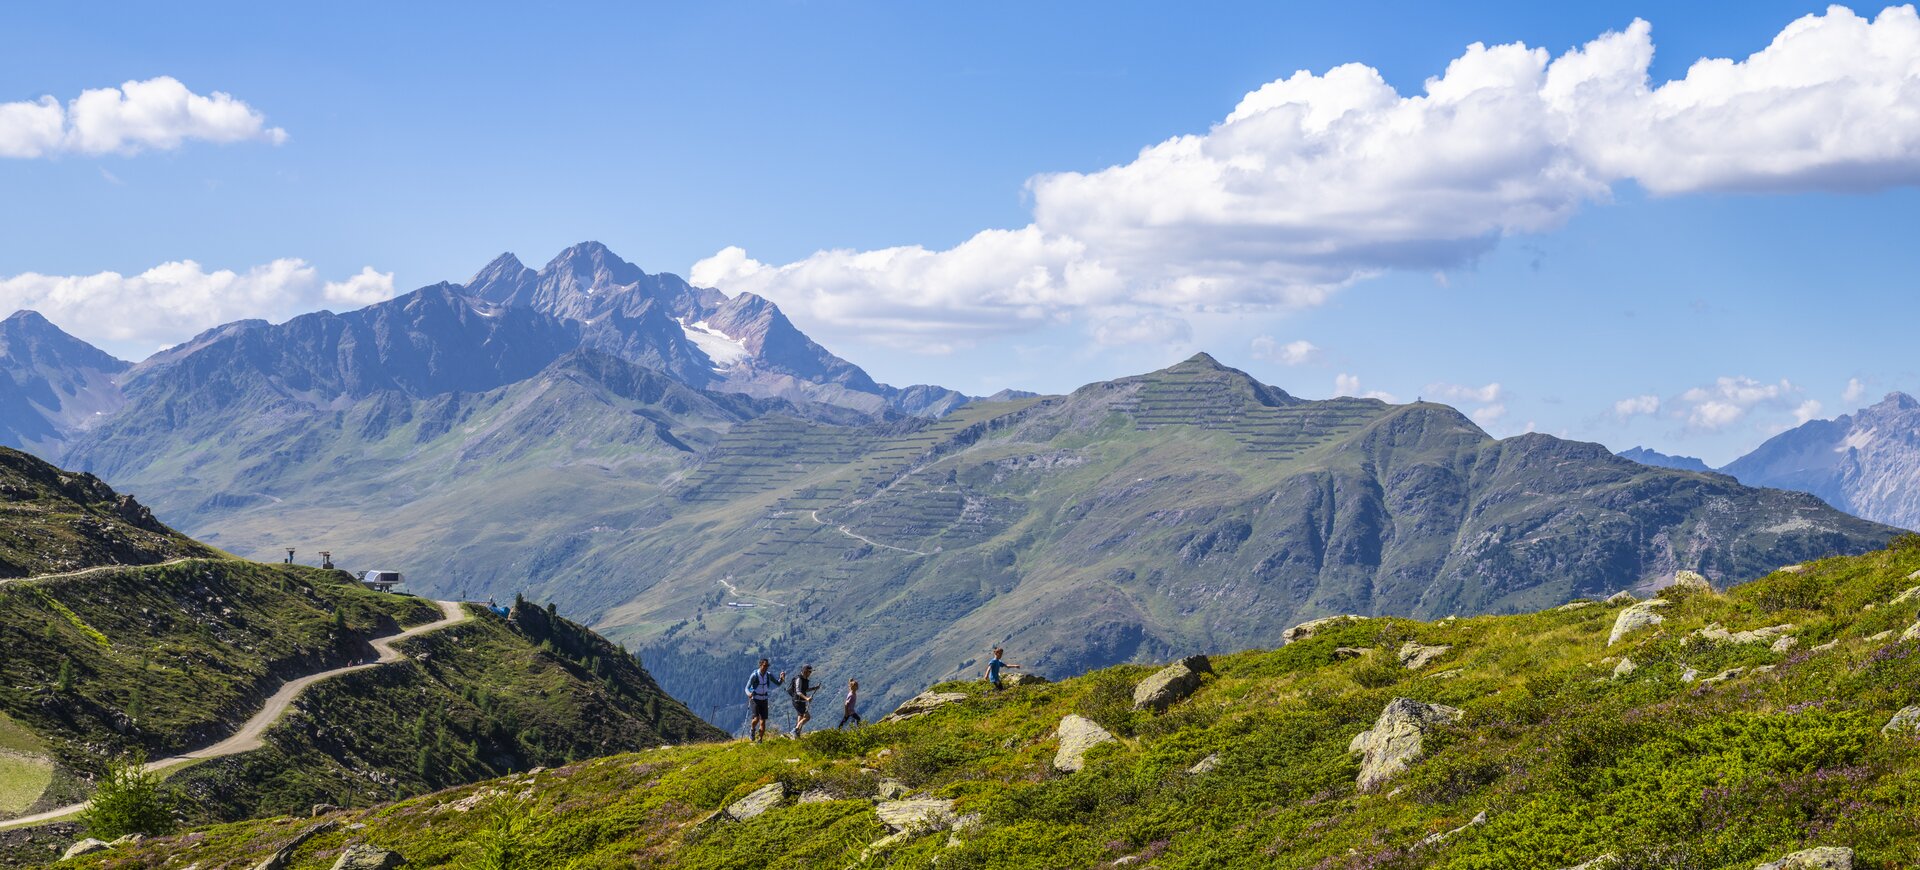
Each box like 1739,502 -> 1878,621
798,787 -> 841,803
1003,673 -> 1049,687
63,839 -> 109,860
1681,666 -> 1701,683
312,803 -> 342,817
1778,564 -> 1807,574
1398,642 -> 1451,670
875,779 -> 908,800
1283,615 -> 1366,644
251,821 -> 338,870
1891,585 -> 1920,606
109,833 -> 144,847
1671,570 -> 1715,593
1189,753 -> 1220,775
1883,704 -> 1920,735
1605,591 -> 1637,606
880,691 -> 969,723
1417,810 -> 1487,848
1699,667 -> 1745,685
725,782 -> 787,821
1054,714 -> 1116,772
1556,601 -> 1594,612
1867,630 -> 1896,643
1812,640 -> 1839,652
1348,698 -> 1463,792
1332,646 -> 1373,660
1771,635 -> 1800,654
1691,622 -> 1796,645
1753,846 -> 1853,869
1612,657 -> 1638,678
1132,656 -> 1211,712
875,798 -> 957,832
1902,621 -> 1920,642
858,830 -> 913,863
330,846 -> 405,870
1608,599 -> 1671,646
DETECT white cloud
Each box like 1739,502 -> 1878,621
1793,399 -> 1825,424
693,6 -> 1920,349
0,259 -> 386,354
1843,377 -> 1866,403
1091,313 -> 1191,346
0,76 -> 285,159
1676,375 -> 1800,430
323,267 -> 397,306
1334,373 -> 1396,402
1426,381 -> 1505,404
1614,394 -> 1661,417
1250,336 -> 1322,365
1472,403 -> 1508,425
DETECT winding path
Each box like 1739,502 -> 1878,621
0,556 -> 209,588
0,599 -> 470,829
808,510 -> 927,556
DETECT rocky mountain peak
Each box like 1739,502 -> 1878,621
1872,391 -> 1918,412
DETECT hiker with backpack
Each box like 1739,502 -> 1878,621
838,678 -> 862,729
744,658 -> 785,742
787,664 -> 818,738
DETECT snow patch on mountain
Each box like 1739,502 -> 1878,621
680,319 -> 750,370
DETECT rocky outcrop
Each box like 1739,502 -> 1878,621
1612,657 -> 1637,678
1605,591 -> 1636,606
1397,642 -> 1451,670
1283,615 -> 1366,644
876,798 -> 957,832
1771,635 -> 1800,653
251,821 -> 339,870
724,782 -> 787,821
62,839 -> 108,860
1054,714 -> 1116,772
1132,655 -> 1212,711
1691,623 -> 1795,646
1333,646 -> 1372,660
1348,698 -> 1463,792
1892,586 -> 1920,606
1753,846 -> 1853,869
1556,601 -> 1593,612
330,846 -> 405,870
880,691 -> 969,723
1189,753 -> 1220,774
1883,705 -> 1920,735
1003,673 -> 1049,687
1608,599 -> 1671,646
1417,810 -> 1487,848
1671,570 -> 1715,593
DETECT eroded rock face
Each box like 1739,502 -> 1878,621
880,691 -> 969,723
1753,846 -> 1854,870
1608,599 -> 1671,646
725,782 -> 787,821
1283,615 -> 1366,645
1054,714 -> 1117,772
330,846 -> 405,870
876,798 -> 957,832
1398,642 -> 1451,670
1348,698 -> 1462,792
1133,655 -> 1211,711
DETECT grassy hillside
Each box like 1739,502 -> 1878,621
0,447 -> 213,578
65,540 -> 1920,869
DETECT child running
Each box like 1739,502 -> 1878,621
985,647 -> 1021,690
838,679 -> 862,729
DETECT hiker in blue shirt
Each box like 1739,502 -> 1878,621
984,647 -> 1022,690
744,658 -> 785,742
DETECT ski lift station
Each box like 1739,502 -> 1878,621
360,570 -> 403,592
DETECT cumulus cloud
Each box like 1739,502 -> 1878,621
1426,381 -> 1505,404
0,259 -> 389,354
0,76 -> 285,158
1794,399 -> 1825,424
1843,377 -> 1866,403
1472,403 -> 1508,425
1614,394 -> 1661,417
1677,376 -> 1799,430
693,6 -> 1920,350
1335,373 -> 1396,402
1250,336 -> 1322,365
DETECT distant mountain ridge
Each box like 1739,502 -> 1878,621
1722,392 -> 1920,530
1617,446 -> 1713,473
0,311 -> 128,457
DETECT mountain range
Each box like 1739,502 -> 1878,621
0,242 -> 1903,726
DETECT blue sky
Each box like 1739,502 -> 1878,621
4,1 -> 1919,464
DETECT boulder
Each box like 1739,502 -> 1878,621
1902,621 -> 1920,642
1397,642 -> 1451,670
1556,601 -> 1594,612
724,782 -> 787,821
1332,647 -> 1373,660
1348,698 -> 1463,792
330,846 -> 405,870
880,691 -> 969,723
1891,586 -> 1920,606
1003,673 -> 1049,687
250,821 -> 338,870
1812,640 -> 1838,652
1771,636 -> 1800,654
1681,666 -> 1701,683
1604,591 -> 1636,606
109,834 -> 144,847
1753,847 -> 1853,869
1189,753 -> 1221,775
63,839 -> 109,860
1612,657 -> 1638,678
1778,564 -> 1807,574
1283,615 -> 1366,644
875,798 -> 957,832
1132,656 -> 1211,712
798,787 -> 841,803
1607,599 -> 1671,646
1698,667 -> 1745,686
875,779 -> 908,800
1417,810 -> 1487,848
1691,623 -> 1796,646
1054,714 -> 1116,772
1867,630 -> 1896,643
1883,705 -> 1920,735
312,803 -> 342,817
1671,570 -> 1715,593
